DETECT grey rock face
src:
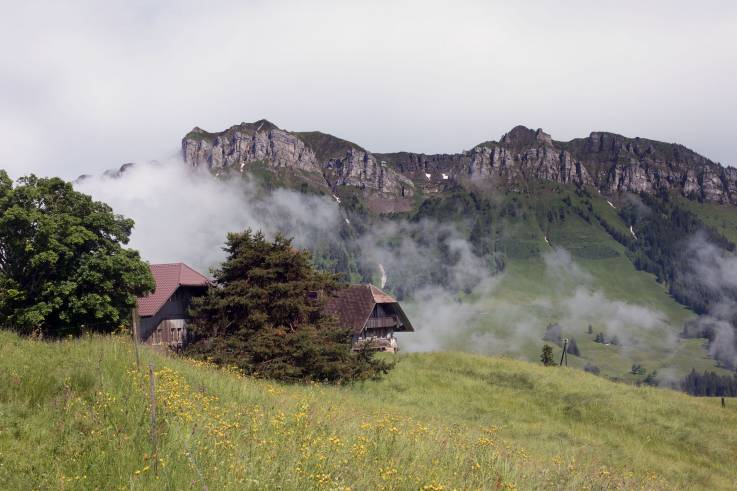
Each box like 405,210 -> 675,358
182,121 -> 415,202
324,148 -> 414,197
182,126 -> 320,173
571,131 -> 735,203
463,143 -> 592,186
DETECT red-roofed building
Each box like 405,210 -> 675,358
135,263 -> 210,348
323,284 -> 414,353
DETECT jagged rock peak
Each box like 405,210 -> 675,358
222,119 -> 280,133
184,119 -> 280,140
245,119 -> 279,132
500,125 -> 552,146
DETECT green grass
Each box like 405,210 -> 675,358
293,131 -> 365,163
245,161 -> 329,195
672,195 -> 737,245
2,332 -> 737,489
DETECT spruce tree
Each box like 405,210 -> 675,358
566,337 -> 580,356
185,229 -> 392,382
541,344 -> 555,366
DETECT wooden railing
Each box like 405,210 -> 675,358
366,315 -> 399,329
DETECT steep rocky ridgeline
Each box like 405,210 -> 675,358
181,120 -> 737,209
182,120 -> 416,212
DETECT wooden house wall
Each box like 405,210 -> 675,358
370,304 -> 394,317
139,286 -> 202,345
361,304 -> 400,338
146,318 -> 188,347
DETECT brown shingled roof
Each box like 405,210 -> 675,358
136,263 -> 210,317
324,284 -> 414,334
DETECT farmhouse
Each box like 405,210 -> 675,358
324,284 -> 414,352
135,263 -> 210,348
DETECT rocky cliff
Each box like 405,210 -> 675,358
182,120 -> 737,209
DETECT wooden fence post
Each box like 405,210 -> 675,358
148,364 -> 158,472
132,307 -> 141,370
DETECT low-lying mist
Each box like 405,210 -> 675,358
76,160 -> 340,273
398,247 -> 674,359
680,232 -> 737,369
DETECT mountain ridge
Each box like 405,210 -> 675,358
182,120 -> 737,212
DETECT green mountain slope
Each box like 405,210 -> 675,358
1,332 -> 736,490
389,181 -> 732,381
238,168 -> 733,382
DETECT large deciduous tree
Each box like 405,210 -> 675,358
0,171 -> 154,336
185,229 -> 392,382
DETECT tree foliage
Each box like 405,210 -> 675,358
681,369 -> 737,396
0,171 -> 154,336
619,194 -> 736,316
540,344 -> 555,366
185,229 -> 392,382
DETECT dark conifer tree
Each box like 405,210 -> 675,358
541,344 -> 555,366
681,369 -> 737,396
185,229 -> 392,382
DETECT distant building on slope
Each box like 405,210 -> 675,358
324,284 -> 414,353
135,263 -> 210,348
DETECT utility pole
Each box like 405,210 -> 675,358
560,338 -> 568,366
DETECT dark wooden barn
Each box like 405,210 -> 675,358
324,284 -> 414,352
135,263 -> 210,348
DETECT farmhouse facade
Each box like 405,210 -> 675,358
324,284 -> 414,352
135,263 -> 210,348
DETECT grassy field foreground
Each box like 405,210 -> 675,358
1,332 -> 736,490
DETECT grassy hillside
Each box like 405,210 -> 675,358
672,195 -> 737,245
2,332 -> 737,490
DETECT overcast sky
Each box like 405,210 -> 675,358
2,0 -> 736,180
